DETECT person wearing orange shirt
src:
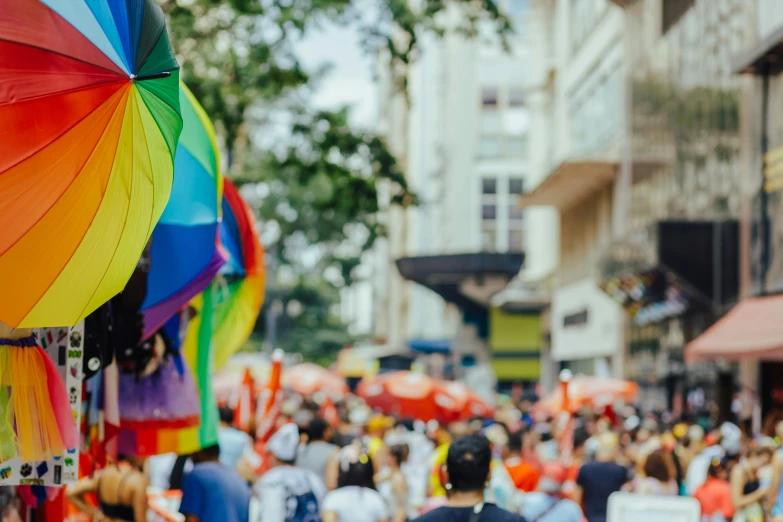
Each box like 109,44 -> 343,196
693,458 -> 734,521
504,430 -> 540,492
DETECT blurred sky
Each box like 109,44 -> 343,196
295,21 -> 378,128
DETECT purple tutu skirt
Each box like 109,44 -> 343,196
118,355 -> 200,430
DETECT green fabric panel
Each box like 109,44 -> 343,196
138,25 -> 179,75
135,0 -> 166,72
178,87 -> 218,178
137,71 -> 183,159
198,284 -> 219,447
491,357 -> 541,380
489,307 -> 541,352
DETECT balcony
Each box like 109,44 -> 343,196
519,159 -> 619,210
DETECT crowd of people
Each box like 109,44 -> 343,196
66,396 -> 783,522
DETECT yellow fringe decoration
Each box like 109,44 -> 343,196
0,344 -> 64,462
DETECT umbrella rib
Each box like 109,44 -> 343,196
0,37 -> 126,78
15,89 -> 129,325
0,85 -> 128,260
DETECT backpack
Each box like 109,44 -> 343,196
283,486 -> 320,522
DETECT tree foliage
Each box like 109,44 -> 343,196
160,0 -> 511,358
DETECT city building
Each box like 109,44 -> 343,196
521,0 -> 752,413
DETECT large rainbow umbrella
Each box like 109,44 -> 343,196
212,179 -> 266,369
141,83 -> 225,337
0,0 -> 182,328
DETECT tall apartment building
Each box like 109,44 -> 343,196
362,0 -> 549,390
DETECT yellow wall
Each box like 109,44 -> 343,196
489,307 -> 541,381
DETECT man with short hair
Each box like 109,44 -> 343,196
179,444 -> 251,522
254,423 -> 327,522
416,434 -> 527,522
218,406 -> 254,471
574,433 -> 630,522
297,416 -> 339,481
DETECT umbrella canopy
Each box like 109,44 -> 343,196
142,83 -> 224,336
0,0 -> 182,328
358,371 -> 443,422
211,180 -> 266,369
282,363 -> 349,399
534,376 -> 639,416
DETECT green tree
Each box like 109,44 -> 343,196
160,0 -> 511,361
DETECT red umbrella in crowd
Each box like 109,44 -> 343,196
283,363 -> 349,400
358,371 -> 494,422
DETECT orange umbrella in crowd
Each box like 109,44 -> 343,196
533,375 -> 639,416
283,363 -> 349,400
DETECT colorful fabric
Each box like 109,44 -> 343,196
0,0 -> 182,328
211,179 -> 266,369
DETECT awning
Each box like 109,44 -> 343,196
519,160 -> 618,210
733,23 -> 783,75
407,339 -> 451,354
396,252 -> 524,311
686,295 -> 783,362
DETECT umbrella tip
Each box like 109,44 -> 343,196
272,348 -> 285,362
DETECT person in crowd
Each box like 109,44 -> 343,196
686,425 -> 733,495
416,434 -> 527,522
504,429 -> 540,493
767,422 -> 783,520
519,462 -> 583,522
322,443 -> 390,522
179,444 -> 251,522
67,455 -> 149,522
218,406 -> 254,471
561,427 -> 589,500
377,443 -> 412,522
574,432 -> 630,522
255,423 -> 327,522
298,416 -> 340,481
624,450 -> 678,495
730,445 -> 773,522
693,458 -> 734,522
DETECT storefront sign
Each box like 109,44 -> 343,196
551,278 -> 624,361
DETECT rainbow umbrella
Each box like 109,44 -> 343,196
141,83 -> 225,337
212,179 -> 266,369
0,0 -> 182,328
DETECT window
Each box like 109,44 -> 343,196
483,178 -> 498,195
506,135 -> 528,158
478,137 -> 502,158
482,223 -> 497,251
508,227 -> 524,252
480,110 -> 501,134
482,87 -> 499,107
508,87 -> 525,107
509,178 -> 524,194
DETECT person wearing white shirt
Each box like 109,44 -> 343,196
253,423 -> 327,522
322,443 -> 389,522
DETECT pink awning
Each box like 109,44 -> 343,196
686,295 -> 783,362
